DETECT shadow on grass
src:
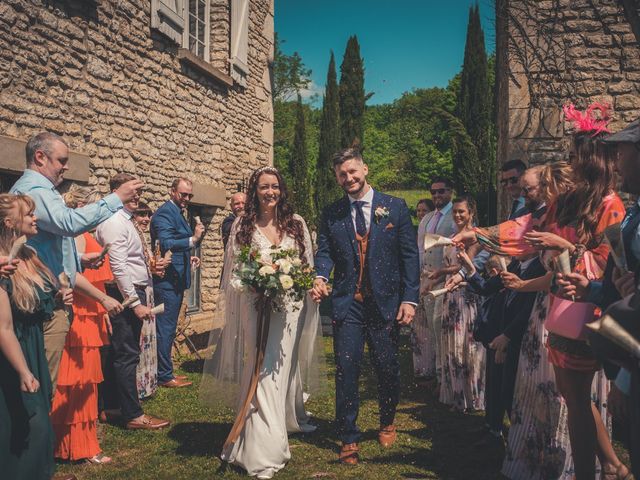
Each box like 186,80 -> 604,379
180,358 -> 205,373
168,421 -> 232,457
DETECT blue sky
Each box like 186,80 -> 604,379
275,0 -> 496,105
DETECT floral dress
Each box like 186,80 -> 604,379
438,245 -> 485,411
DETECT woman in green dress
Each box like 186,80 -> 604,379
0,193 -> 70,480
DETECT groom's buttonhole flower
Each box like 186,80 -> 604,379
374,206 -> 390,223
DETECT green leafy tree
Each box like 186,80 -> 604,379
289,95 -> 315,222
339,35 -> 365,148
316,51 -> 343,216
456,3 -> 495,224
273,34 -> 312,102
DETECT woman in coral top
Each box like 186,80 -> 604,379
50,186 -> 113,464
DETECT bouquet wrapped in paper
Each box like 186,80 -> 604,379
231,246 -> 315,311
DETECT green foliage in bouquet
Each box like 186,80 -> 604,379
233,245 -> 315,309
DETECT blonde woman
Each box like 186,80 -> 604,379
0,193 -> 71,480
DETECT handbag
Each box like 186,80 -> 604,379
544,251 -> 597,340
544,293 -> 596,340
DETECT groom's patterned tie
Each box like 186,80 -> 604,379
353,201 -> 368,237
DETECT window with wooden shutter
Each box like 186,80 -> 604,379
230,0 -> 249,86
151,0 -> 185,45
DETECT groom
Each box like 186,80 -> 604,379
312,146 -> 420,465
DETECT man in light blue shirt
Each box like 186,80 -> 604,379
10,131 -> 143,389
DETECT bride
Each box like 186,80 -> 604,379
200,166 -> 324,479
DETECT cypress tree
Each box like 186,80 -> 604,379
289,94 -> 314,222
316,51 -> 342,216
339,35 -> 365,148
456,4 -> 494,224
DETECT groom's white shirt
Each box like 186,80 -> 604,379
348,186 -> 374,232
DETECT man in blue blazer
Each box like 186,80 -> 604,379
151,178 -> 204,388
312,147 -> 420,465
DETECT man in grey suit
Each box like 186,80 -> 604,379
414,177 -> 456,382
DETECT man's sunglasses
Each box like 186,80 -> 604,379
521,185 -> 538,194
500,177 -> 520,186
178,192 -> 194,199
430,188 -> 451,195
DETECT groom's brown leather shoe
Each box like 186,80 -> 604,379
378,424 -> 397,448
160,378 -> 192,388
339,443 -> 359,465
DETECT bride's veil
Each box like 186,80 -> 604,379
199,216 -> 327,413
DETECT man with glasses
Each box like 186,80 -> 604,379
10,131 -> 142,393
500,159 -> 527,219
415,177 -> 456,385
150,177 -> 204,388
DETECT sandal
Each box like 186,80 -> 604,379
85,453 -> 112,465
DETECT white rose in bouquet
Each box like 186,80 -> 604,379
258,265 -> 276,276
279,274 -> 294,290
291,257 -> 302,267
275,258 -> 293,274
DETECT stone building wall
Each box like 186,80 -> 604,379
0,0 -> 275,338
496,0 -> 640,215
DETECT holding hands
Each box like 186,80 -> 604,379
310,278 -> 330,304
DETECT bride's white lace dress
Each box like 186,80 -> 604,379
203,215 -> 321,479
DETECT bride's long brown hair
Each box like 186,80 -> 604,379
236,167 -> 307,261
555,132 -> 616,248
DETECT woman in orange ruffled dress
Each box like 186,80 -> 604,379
50,186 -> 113,464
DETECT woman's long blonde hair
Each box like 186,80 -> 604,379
540,161 -> 575,204
0,194 -> 56,312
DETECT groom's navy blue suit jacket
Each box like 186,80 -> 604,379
315,190 -> 420,322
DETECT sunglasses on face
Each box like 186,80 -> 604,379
500,176 -> 520,186
521,184 -> 538,194
430,188 -> 450,195
177,192 -> 194,199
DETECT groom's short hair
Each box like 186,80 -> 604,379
332,147 -> 364,168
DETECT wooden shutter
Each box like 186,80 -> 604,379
151,0 -> 185,45
230,0 -> 249,86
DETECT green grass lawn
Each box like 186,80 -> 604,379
387,190 -> 430,212
57,335 -> 629,480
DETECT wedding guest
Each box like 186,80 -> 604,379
461,248 -> 545,443
461,105 -> 629,479
10,131 -> 141,390
50,185 -> 112,464
434,196 -> 485,412
134,201 -> 168,399
221,192 -> 246,249
415,198 -> 434,223
559,117 -> 640,478
414,178 -> 456,382
151,178 -> 203,388
96,174 -> 170,430
0,193 -> 72,480
500,159 -> 527,219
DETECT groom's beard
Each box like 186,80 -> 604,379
342,180 -> 366,196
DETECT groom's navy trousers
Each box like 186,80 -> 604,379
333,298 -> 400,444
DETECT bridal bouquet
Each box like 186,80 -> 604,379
231,246 -> 315,309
